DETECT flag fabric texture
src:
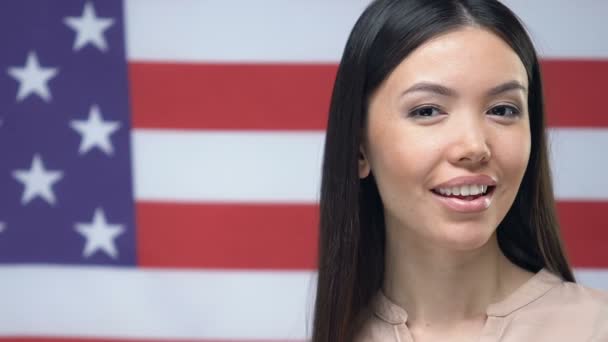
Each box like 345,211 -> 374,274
0,0 -> 606,341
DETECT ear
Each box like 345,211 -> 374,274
358,145 -> 371,179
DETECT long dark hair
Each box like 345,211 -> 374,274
312,0 -> 575,340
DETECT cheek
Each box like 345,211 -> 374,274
368,126 -> 440,190
496,127 -> 531,180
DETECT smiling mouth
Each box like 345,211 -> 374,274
430,186 -> 496,201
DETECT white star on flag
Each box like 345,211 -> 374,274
0,222 -> 5,233
75,208 -> 124,259
7,51 -> 59,102
70,105 -> 121,155
64,2 -> 114,52
13,154 -> 64,206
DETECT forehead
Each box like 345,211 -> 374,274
384,27 -> 528,93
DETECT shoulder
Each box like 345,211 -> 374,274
354,313 -> 403,342
354,294 -> 405,342
553,282 -> 608,337
513,269 -> 608,315
493,268 -> 608,340
520,281 -> 608,339
543,281 -> 608,312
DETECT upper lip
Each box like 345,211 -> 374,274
432,174 -> 497,189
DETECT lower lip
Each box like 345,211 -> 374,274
430,188 -> 494,213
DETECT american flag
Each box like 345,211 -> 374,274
0,0 -> 606,341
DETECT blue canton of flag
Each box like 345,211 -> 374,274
0,0 -> 136,266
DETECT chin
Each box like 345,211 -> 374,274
435,223 -> 497,252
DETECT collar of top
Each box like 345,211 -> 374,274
372,268 -> 563,325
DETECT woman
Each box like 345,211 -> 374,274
311,0 -> 608,341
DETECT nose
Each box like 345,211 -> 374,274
448,117 -> 491,167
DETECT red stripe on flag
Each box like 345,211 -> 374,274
129,60 -> 608,130
136,202 -> 319,269
129,63 -> 336,130
557,201 -> 608,268
136,201 -> 606,270
542,60 -> 608,127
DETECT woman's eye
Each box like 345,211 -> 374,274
407,104 -> 521,118
408,106 -> 443,118
488,105 -> 520,117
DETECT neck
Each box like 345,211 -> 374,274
382,228 -> 532,329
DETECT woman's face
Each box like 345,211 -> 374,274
361,27 -> 531,251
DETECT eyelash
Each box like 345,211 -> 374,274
408,104 -> 521,119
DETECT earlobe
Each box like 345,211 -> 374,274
358,146 -> 371,179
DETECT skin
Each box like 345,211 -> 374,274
359,27 -> 536,341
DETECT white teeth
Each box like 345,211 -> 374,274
436,184 -> 489,196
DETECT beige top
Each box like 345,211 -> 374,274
356,269 -> 608,341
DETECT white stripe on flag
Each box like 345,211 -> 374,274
0,266 -> 316,340
0,266 -> 605,339
125,0 -> 608,62
501,0 -> 608,58
132,129 -> 608,202
575,268 -> 608,291
125,0 -> 370,62
132,129 -> 324,203
549,129 -> 608,200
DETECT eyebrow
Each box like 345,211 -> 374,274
400,80 -> 527,98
